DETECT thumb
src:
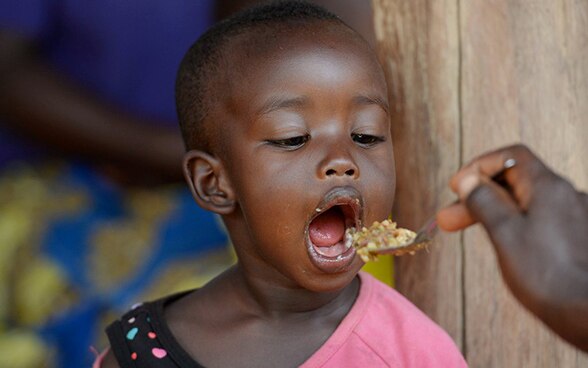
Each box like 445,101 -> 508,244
465,177 -> 523,247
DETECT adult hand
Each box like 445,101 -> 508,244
437,144 -> 588,352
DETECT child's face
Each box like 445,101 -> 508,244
216,25 -> 395,292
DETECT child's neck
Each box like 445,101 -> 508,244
229,264 -> 360,318
163,265 -> 361,367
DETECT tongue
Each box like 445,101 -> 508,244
309,208 -> 345,247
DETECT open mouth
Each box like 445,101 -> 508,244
305,186 -> 363,272
308,205 -> 357,257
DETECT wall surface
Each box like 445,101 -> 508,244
372,0 -> 588,366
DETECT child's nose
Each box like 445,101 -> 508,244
317,149 -> 359,180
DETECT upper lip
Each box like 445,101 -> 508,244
307,186 -> 363,231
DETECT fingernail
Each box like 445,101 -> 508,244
457,173 -> 480,200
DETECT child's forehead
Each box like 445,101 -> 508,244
220,22 -> 382,96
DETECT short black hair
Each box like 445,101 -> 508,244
175,0 -> 346,152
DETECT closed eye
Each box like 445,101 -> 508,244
352,133 -> 385,147
266,134 -> 310,150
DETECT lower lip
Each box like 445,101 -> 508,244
306,235 -> 357,273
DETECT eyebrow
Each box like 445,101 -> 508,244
257,93 -> 389,116
258,95 -> 309,116
352,94 -> 389,114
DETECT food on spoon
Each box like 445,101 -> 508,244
346,219 -> 418,262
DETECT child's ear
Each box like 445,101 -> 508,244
183,150 -> 236,215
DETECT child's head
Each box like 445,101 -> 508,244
176,1 -> 396,292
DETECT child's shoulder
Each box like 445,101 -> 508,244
104,290 -> 202,367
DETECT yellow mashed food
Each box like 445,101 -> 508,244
346,219 -> 418,262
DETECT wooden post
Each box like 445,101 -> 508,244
373,0 -> 588,365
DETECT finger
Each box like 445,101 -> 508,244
449,149 -> 513,194
437,202 -> 475,231
454,171 -> 482,201
450,144 -> 550,209
465,179 -> 523,246
438,169 -> 506,232
449,145 -> 523,193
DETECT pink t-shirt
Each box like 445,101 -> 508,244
299,272 -> 467,367
94,272 -> 467,367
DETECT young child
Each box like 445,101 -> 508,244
96,1 -> 467,366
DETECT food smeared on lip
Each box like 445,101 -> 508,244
346,219 -> 418,262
